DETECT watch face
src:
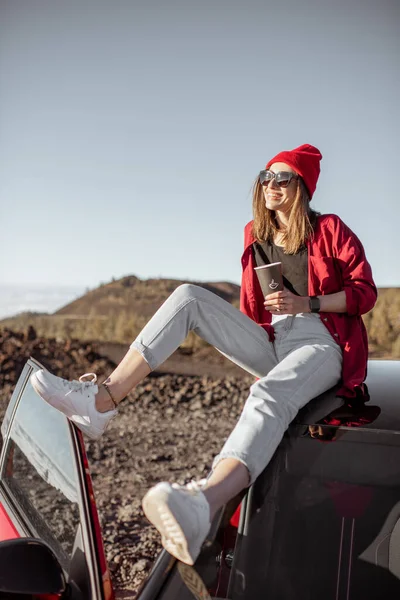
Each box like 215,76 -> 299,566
310,297 -> 320,312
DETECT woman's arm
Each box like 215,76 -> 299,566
264,289 -> 347,314
315,290 -> 347,313
335,220 -> 377,316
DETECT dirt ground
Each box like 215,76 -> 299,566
0,329 -> 253,597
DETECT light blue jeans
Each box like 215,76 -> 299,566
131,284 -> 342,486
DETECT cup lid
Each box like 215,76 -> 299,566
254,262 -> 282,270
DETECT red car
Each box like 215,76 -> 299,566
1,357 -> 400,599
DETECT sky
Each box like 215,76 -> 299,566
0,0 -> 399,314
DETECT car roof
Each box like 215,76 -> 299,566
294,359 -> 400,433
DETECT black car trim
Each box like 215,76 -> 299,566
0,363 -> 32,465
136,550 -> 177,599
224,487 -> 249,599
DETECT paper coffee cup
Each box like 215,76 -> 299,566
254,262 -> 283,297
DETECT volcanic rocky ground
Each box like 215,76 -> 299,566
0,328 -> 252,597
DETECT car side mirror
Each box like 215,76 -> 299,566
0,538 -> 66,595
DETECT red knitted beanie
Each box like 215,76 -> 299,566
266,143 -> 322,199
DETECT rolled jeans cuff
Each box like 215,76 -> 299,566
130,340 -> 157,371
210,451 -> 253,487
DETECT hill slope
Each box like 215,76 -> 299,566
1,277 -> 399,358
55,276 -> 240,319
0,276 -> 240,349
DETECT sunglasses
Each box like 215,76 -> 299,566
259,170 -> 299,188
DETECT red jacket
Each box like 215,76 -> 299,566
240,213 -> 377,400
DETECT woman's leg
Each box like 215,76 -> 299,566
202,458 -> 250,519
97,283 -> 278,410
32,283 -> 278,443
200,338 -> 342,522
138,307 -> 340,566
95,349 -> 151,411
142,327 -> 342,565
210,316 -> 343,488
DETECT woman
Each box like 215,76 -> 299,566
30,143 -> 377,566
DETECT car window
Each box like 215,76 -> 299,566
0,369 -> 81,571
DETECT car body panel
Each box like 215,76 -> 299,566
295,360 -> 400,431
0,500 -> 19,540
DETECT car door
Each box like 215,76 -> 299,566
0,357 -> 114,600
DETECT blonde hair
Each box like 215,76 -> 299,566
251,177 -> 320,254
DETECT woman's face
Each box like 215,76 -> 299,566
262,161 -> 299,215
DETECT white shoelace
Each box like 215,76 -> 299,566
61,372 -> 97,390
172,478 -> 208,495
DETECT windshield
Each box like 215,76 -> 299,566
0,367 -> 81,571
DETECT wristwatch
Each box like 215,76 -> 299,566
309,296 -> 321,313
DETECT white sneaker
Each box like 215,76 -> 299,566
142,479 -> 211,565
30,369 -> 118,440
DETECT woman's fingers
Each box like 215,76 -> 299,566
264,290 -> 297,314
264,291 -> 286,302
269,302 -> 286,313
264,291 -> 286,308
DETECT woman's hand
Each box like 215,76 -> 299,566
264,289 -> 309,315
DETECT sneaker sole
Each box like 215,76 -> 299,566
30,372 -> 106,441
142,484 -> 198,565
